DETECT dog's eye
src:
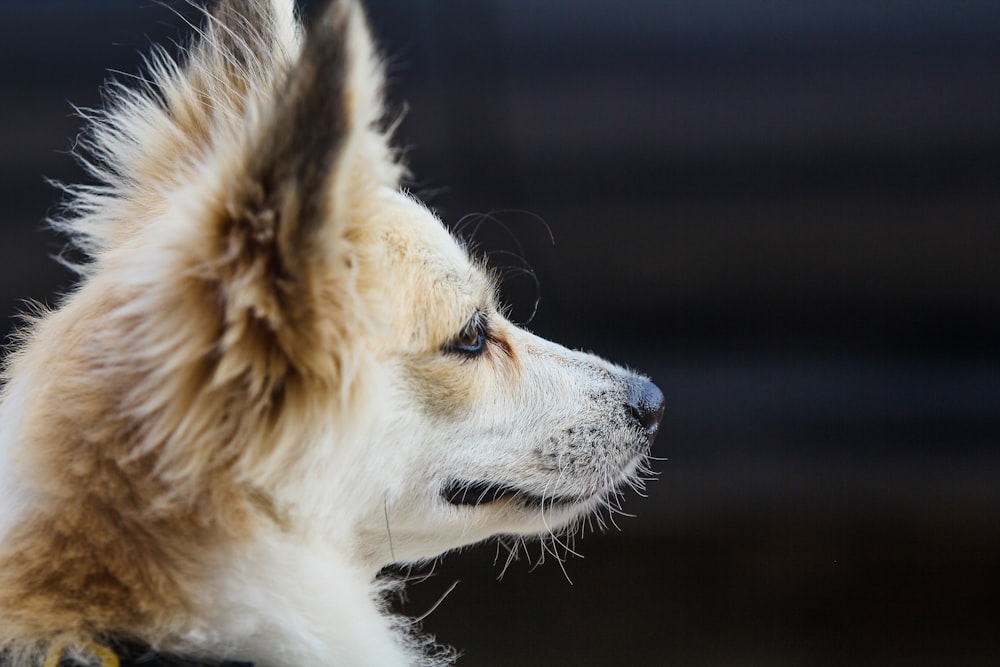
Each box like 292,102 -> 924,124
444,312 -> 487,356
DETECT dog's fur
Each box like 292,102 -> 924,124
0,1 -> 662,665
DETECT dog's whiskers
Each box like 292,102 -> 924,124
451,211 -> 550,325
383,496 -> 396,563
410,580 -> 460,625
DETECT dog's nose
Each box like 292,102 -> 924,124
626,377 -> 665,438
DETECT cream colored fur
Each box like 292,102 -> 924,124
0,1 -> 659,665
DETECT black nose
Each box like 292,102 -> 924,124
626,377 -> 665,436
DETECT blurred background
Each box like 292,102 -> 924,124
2,1 -> 999,665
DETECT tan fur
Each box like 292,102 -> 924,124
1,0 -> 379,657
0,268 -> 276,649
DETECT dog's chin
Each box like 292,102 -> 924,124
441,479 -> 591,511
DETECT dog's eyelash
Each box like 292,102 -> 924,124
443,311 -> 488,356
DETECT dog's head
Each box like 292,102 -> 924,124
347,196 -> 665,563
42,0 -> 663,569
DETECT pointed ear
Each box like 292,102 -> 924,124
240,0 -> 356,250
203,0 -> 399,381
227,0 -> 399,270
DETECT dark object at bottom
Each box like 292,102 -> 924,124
107,641 -> 255,667
0,641 -> 255,667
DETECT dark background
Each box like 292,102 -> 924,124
2,1 -> 999,665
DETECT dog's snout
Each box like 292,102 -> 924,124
626,377 -> 665,437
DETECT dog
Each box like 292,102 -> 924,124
0,1 -> 664,665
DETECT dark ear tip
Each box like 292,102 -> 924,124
301,0 -> 355,62
312,0 -> 357,30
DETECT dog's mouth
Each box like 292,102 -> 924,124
442,479 -> 588,509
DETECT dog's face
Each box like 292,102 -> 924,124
313,192 -> 664,564
237,177 -> 662,566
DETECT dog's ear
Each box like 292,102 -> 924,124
203,0 -> 400,386
236,0 -> 366,256
30,1 -> 400,490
